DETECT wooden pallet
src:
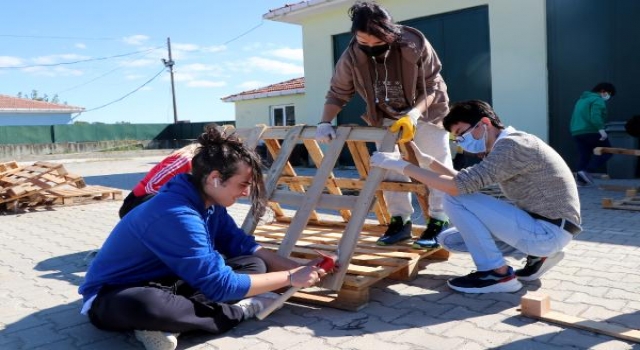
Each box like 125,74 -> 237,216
42,185 -> 123,205
254,222 -> 447,310
0,162 -> 86,203
602,189 -> 640,211
229,125 -> 448,310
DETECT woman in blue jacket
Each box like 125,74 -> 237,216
79,126 -> 327,350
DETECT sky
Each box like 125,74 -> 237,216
0,1 -> 304,124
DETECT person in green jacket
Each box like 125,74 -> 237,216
569,82 -> 616,185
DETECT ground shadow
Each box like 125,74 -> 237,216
34,250 -> 96,287
82,172 -> 146,191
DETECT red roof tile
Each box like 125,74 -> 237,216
221,77 -> 304,102
0,94 -> 84,112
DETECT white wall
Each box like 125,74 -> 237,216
232,94 -> 305,129
293,0 -> 550,140
0,113 -> 72,126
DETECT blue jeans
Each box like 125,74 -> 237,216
573,133 -> 612,172
440,193 -> 574,271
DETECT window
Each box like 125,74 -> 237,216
271,105 -> 295,126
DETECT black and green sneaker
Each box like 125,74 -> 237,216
377,216 -> 412,246
412,218 -> 448,249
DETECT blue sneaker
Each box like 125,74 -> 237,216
377,216 -> 412,246
447,266 -> 523,293
412,218 -> 448,249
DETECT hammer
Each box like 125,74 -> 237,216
256,251 -> 338,320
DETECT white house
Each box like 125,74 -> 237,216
221,77 -> 305,129
263,0 -> 639,167
0,94 -> 84,126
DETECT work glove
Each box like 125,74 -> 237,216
598,129 -> 608,141
408,141 -> 435,168
389,108 -> 421,143
370,151 -> 410,175
316,122 -> 336,143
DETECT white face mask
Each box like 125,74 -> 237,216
602,93 -> 611,101
458,123 -> 487,153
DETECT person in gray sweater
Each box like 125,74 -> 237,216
371,100 -> 582,294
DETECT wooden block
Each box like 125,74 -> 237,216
521,292 -> 551,317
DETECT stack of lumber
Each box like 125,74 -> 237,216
0,160 -> 122,212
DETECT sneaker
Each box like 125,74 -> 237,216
377,216 -> 412,246
234,292 -> 281,319
412,218 -> 448,249
577,171 -> 594,185
515,251 -> 565,281
134,330 -> 179,350
447,266 -> 523,293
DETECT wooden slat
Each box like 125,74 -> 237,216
241,125 -> 304,234
303,138 -> 351,221
323,129 -> 398,290
278,126 -> 352,257
270,190 -> 360,211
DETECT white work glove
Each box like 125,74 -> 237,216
406,108 -> 421,126
408,141 -> 435,167
316,122 -> 336,143
598,129 -> 608,141
370,151 -> 410,174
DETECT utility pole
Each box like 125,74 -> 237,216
162,37 -> 178,124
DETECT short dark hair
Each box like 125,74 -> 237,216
191,125 -> 266,218
591,82 -> 616,97
626,115 -> 640,138
349,1 -> 401,43
443,100 -> 505,132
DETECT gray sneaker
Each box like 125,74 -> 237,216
234,292 -> 281,319
134,330 -> 179,350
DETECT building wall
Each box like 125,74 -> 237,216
0,113 -> 72,126
233,94 -> 305,129
298,0 -> 549,140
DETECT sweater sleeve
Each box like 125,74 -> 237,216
210,206 -> 260,258
454,138 -> 530,194
140,209 -> 251,302
589,100 -> 608,130
325,50 -> 355,107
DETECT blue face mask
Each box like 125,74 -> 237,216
458,123 -> 487,153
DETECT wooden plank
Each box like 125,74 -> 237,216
270,190 -> 360,211
594,147 -> 640,156
278,126 -> 352,257
323,129 -> 398,290
278,175 -> 428,195
399,142 -> 430,220
241,125 -> 304,234
264,137 -> 318,222
521,293 -> 640,343
303,138 -> 351,221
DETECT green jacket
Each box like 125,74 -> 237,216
570,91 -> 608,135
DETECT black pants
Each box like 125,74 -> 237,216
88,256 -> 266,334
118,192 -> 155,218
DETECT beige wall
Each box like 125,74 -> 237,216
295,0 -> 550,140
232,94 -> 305,129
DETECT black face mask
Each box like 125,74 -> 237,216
358,43 -> 389,57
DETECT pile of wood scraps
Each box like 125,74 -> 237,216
0,160 -> 122,213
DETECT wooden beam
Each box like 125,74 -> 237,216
277,126 -> 352,257
277,176 -> 428,195
521,293 -> 640,343
241,125 -> 304,234
323,129 -> 398,290
594,147 -> 640,156
270,190 -> 361,211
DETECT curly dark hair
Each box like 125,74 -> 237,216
349,1 -> 402,43
191,125 -> 266,219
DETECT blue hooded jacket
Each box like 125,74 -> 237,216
79,173 -> 258,303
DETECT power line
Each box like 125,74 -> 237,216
79,67 -> 165,114
55,48 -> 160,94
0,47 -> 163,69
221,20 -> 265,45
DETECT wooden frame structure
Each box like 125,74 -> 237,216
228,125 -> 448,310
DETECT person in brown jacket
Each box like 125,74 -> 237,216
315,1 -> 452,248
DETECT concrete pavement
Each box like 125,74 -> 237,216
1,153 -> 639,349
